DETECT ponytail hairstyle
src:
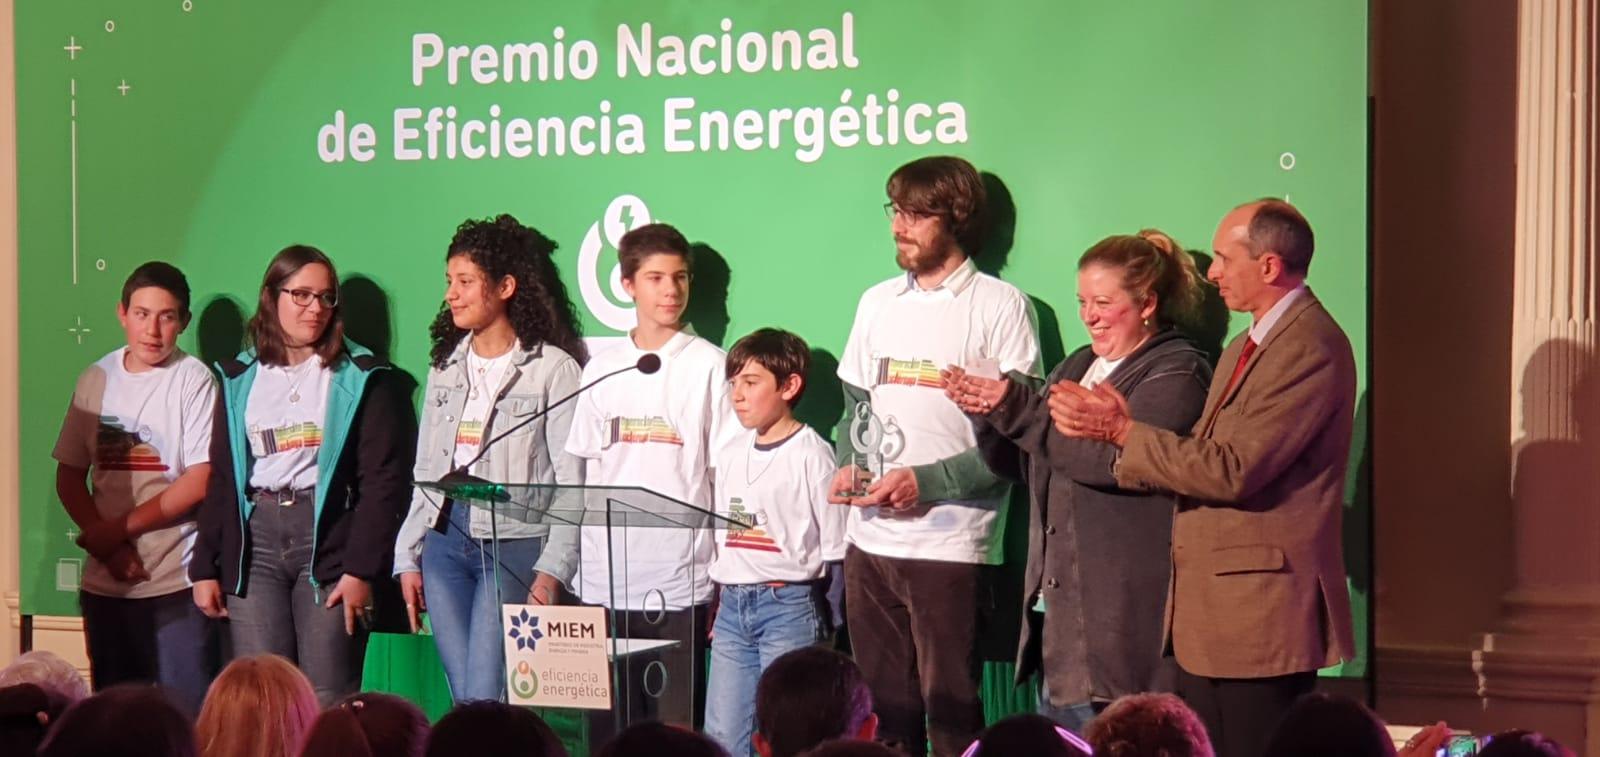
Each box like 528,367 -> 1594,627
1076,229 -> 1205,331
428,214 -> 588,369
299,693 -> 429,757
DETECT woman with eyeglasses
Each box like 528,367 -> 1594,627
189,244 -> 413,705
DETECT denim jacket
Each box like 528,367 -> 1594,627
393,338 -> 583,582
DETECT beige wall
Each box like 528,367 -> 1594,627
1371,0 -> 1519,649
1,0 -> 20,668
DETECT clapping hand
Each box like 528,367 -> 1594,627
1047,381 -> 1133,446
942,366 -> 1008,415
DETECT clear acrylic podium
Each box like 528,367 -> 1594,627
413,478 -> 741,750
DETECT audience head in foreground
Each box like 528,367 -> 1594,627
597,721 -> 729,757
300,692 -> 429,757
798,740 -> 903,757
195,655 -> 318,757
756,647 -> 878,757
0,682 -> 72,757
424,700 -> 566,757
963,714 -> 1091,757
0,652 -> 90,703
1086,692 -> 1214,757
1261,693 -> 1395,757
1477,730 -> 1577,757
37,685 -> 195,757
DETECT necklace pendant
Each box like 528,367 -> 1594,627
469,388 -> 480,400
289,391 -> 301,404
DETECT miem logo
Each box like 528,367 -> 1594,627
577,194 -> 653,332
507,609 -> 544,651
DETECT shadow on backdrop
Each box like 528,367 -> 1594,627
1510,339 -> 1598,613
686,243 -> 732,349
195,295 -> 246,370
796,348 -> 843,446
975,171 -> 1015,278
339,273 -> 421,634
1184,250 -> 1230,365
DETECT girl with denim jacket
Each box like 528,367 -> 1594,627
189,245 -> 414,706
393,215 -> 588,702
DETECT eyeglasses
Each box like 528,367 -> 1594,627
279,288 -> 338,309
883,202 -> 941,222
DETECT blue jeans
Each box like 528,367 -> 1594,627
1037,681 -> 1103,734
227,493 -> 367,707
705,583 -> 824,757
421,500 -> 545,703
79,588 -> 219,717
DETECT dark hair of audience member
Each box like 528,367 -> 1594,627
0,683 -> 71,757
424,700 -> 566,757
797,739 -> 903,757
1261,693 -> 1396,757
300,692 -> 429,757
756,647 -> 875,757
1477,730 -> 1576,757
36,685 -> 196,757
1085,692 -> 1215,757
967,713 -> 1091,757
596,721 -> 729,757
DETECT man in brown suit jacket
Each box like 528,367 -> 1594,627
1050,199 -> 1356,757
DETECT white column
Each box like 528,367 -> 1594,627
1476,0 -> 1600,751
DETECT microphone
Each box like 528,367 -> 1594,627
434,352 -> 661,498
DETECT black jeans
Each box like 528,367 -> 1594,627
79,588 -> 219,717
1174,663 -> 1317,757
844,546 -> 991,757
226,492 -> 367,706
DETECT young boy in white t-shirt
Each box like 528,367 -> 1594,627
565,222 -> 730,727
703,328 -> 846,757
52,262 -> 219,715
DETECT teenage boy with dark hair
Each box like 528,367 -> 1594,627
566,222 -> 731,727
52,261 -> 219,715
829,156 -> 1041,756
753,646 -> 878,757
704,328 -> 847,756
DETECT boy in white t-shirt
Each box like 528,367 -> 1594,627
703,328 -> 846,757
565,222 -> 730,727
52,262 -> 219,715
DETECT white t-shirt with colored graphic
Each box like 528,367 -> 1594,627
709,425 -> 846,585
52,348 -> 217,598
453,339 -> 517,472
565,329 -> 731,610
837,259 -> 1040,564
246,356 -> 331,492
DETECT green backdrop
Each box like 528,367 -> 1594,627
14,0 -> 1371,717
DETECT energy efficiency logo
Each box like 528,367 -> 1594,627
511,660 -> 539,699
577,194 -> 653,332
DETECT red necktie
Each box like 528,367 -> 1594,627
1222,337 -> 1258,398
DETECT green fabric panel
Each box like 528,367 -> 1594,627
360,633 -> 455,722
983,662 -> 1039,725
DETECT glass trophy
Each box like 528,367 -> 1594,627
844,401 -> 904,497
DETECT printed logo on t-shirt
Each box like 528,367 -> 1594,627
248,422 -> 324,458
871,357 -> 944,389
601,415 -> 684,448
95,419 -> 168,472
724,498 -> 781,553
456,421 -> 485,448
